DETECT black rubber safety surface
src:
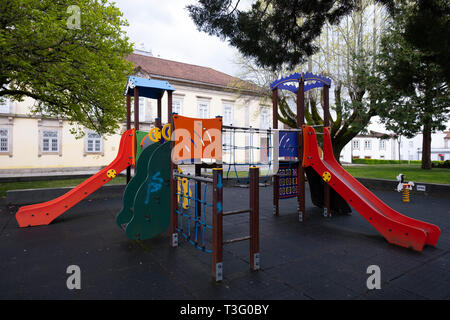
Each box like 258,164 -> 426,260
1,185 -> 449,299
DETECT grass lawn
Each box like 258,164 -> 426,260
342,164 -> 450,185
1,164 -> 448,198
0,176 -> 127,198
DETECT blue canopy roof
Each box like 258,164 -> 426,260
270,72 -> 331,94
124,76 -> 175,99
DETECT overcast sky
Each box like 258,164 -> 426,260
113,0 -> 243,76
112,0 -> 448,135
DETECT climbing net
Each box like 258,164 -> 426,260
174,173 -> 214,253
222,126 -> 274,184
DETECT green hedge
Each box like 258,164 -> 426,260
351,158 -> 443,165
432,160 -> 450,168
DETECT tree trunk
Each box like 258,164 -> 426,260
333,144 -> 344,164
332,138 -> 354,165
421,120 -> 432,169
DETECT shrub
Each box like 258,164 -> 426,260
351,158 -> 446,166
432,160 -> 450,169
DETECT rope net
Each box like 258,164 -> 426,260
222,127 -> 274,184
175,177 -> 213,253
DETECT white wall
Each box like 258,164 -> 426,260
340,132 -> 450,162
0,82 -> 267,169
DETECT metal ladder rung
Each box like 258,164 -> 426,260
223,236 -> 251,245
222,208 -> 251,216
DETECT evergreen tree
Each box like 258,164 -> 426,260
187,0 -> 395,70
374,5 -> 449,169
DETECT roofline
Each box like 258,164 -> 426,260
355,134 -> 394,138
128,53 -> 263,96
131,53 -> 220,72
147,73 -> 264,97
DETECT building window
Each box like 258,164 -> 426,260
364,140 -> 372,150
223,103 -> 233,126
198,100 -> 210,118
260,108 -> 270,129
42,130 -> 59,153
86,132 -> 102,153
0,99 -> 10,113
0,128 -> 9,152
131,97 -> 146,122
353,140 -> 360,150
173,98 -> 182,115
379,140 -> 386,150
139,97 -> 145,121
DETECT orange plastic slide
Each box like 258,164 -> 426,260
16,129 -> 135,227
303,125 -> 441,251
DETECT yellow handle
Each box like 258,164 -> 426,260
162,123 -> 172,141
148,124 -> 171,143
148,127 -> 161,142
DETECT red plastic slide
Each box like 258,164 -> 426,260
16,129 -> 135,227
302,125 -> 441,251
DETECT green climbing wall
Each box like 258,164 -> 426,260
124,142 -> 171,240
116,141 -> 160,228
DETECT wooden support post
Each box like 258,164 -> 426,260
272,88 -> 279,216
170,163 -> 178,248
167,91 -> 173,123
212,168 -> 223,281
132,87 -> 140,183
169,91 -> 178,247
133,87 -> 139,131
323,84 -> 331,218
297,80 -> 306,222
249,166 -> 260,271
155,96 -> 162,129
126,93 -> 131,184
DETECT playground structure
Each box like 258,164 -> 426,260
271,72 -> 351,220
16,76 -> 260,281
14,71 -> 442,283
270,72 -> 441,251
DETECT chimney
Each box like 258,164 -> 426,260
134,43 -> 153,57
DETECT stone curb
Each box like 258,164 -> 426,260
6,184 -> 126,206
5,176 -> 449,206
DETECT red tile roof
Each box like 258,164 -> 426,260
127,53 -> 258,91
356,130 -> 393,138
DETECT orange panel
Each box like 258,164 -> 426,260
172,115 -> 222,163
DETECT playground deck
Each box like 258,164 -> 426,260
1,185 -> 449,300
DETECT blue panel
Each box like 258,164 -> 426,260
278,161 -> 300,199
270,72 -> 332,92
279,131 -> 298,157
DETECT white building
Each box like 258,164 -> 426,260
0,51 -> 268,174
340,130 -> 450,163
